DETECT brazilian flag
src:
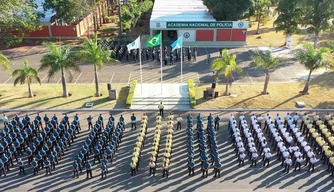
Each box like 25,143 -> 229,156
146,33 -> 161,47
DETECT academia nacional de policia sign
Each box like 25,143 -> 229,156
167,22 -> 234,29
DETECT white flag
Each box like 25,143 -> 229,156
127,36 -> 140,51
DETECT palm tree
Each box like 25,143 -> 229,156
252,48 -> 285,94
78,33 -> 117,97
39,42 -> 81,97
12,60 -> 41,98
211,49 -> 243,96
0,52 -> 12,73
296,42 -> 331,94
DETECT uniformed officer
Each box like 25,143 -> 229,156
214,160 -> 221,177
149,160 -> 156,176
283,156 -> 292,173
131,113 -> 137,130
18,158 -> 25,175
31,158 -> 38,175
202,161 -> 209,177
44,158 -> 51,175
188,160 -> 195,176
87,115 -> 93,130
158,102 -> 164,117
101,162 -> 107,179
73,160 -> 79,178
86,162 -> 93,179
263,151 -> 271,167
162,161 -> 169,178
2,114 -> 8,126
294,155 -> 303,171
176,115 -> 183,130
308,155 -> 317,172
0,160 -> 5,176
214,115 -> 221,131
130,160 -> 137,176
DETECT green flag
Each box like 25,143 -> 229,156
146,33 -> 161,47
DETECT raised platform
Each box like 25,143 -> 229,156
130,83 -> 191,110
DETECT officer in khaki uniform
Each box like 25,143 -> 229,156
158,102 -> 164,117
149,160 -> 156,176
162,160 -> 169,178
130,160 -> 137,176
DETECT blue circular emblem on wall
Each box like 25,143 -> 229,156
238,22 -> 244,28
183,32 -> 190,38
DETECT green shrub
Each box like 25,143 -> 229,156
187,80 -> 196,108
126,80 -> 137,105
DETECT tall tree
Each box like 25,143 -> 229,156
273,0 -> 303,46
12,60 -> 41,98
39,42 -> 81,97
77,33 -> 117,97
203,0 -> 252,21
43,0 -> 93,25
301,0 -> 334,48
296,42 -> 331,94
211,49 -> 243,96
254,0 -> 271,34
252,49 -> 285,94
0,52 -> 12,74
0,0 -> 42,47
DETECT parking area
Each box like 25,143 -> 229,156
0,45 -> 326,85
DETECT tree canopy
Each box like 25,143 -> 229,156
0,0 -> 42,47
300,0 -> 334,47
120,0 -> 153,31
203,0 -> 252,21
273,0 -> 303,40
43,0 -> 93,25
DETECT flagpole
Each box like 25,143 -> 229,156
180,41 -> 183,84
160,31 -> 163,94
139,35 -> 143,94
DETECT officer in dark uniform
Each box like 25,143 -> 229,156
44,157 -> 51,175
32,158 -> 38,175
133,49 -> 137,62
164,54 -> 168,65
146,48 -> 150,60
193,47 -> 197,62
18,158 -> 25,175
73,160 -> 79,178
170,54 -> 174,65
86,162 -> 93,179
214,160 -> 222,177
202,161 -> 209,177
187,47 -> 192,61
188,160 -> 195,176
43,114 -> 50,127
0,160 -> 5,176
87,115 -> 93,130
152,47 -> 156,61
157,48 -> 161,62
131,114 -> 136,130
214,115 -> 221,131
101,162 -> 107,179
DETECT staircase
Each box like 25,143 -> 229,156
130,84 -> 191,110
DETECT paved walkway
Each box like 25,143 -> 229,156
0,111 -> 333,191
0,45 -> 327,85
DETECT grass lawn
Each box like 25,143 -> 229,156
195,72 -> 334,109
0,84 -> 129,109
246,15 -> 307,48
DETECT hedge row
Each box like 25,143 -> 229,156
187,80 -> 196,108
126,80 -> 137,105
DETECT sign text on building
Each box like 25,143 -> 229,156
166,22 -> 233,29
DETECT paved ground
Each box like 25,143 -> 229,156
0,111 -> 333,192
0,45 -> 327,86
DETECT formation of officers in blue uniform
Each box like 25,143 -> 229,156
187,114 -> 222,178
0,113 -> 80,176
73,114 -> 126,179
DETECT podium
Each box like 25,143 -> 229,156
109,89 -> 117,100
203,87 -> 219,99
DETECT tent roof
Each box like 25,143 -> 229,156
150,0 -> 216,22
